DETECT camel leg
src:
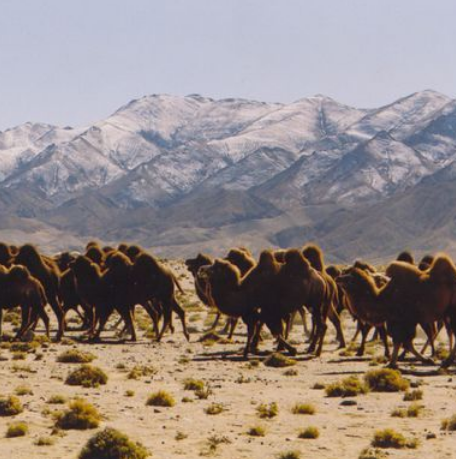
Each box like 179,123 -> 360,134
357,323 -> 371,356
205,311 -> 221,332
157,302 -> 172,342
250,322 -> 263,354
227,317 -> 238,340
315,322 -> 328,357
91,307 -> 113,342
0,308 -> 3,338
387,342 -> 402,369
15,306 -> 33,340
351,321 -> 362,342
299,307 -> 310,338
285,312 -> 295,339
405,341 -> 435,365
378,325 -> 390,359
243,315 -> 258,359
48,295 -> 65,341
329,308 -> 346,349
420,322 -> 438,356
276,335 -> 298,356
171,298 -> 190,341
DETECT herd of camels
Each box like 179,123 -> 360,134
1,240 -> 456,370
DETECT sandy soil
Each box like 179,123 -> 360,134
1,261 -> 456,459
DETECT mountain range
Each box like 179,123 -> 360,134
1,89 -> 456,263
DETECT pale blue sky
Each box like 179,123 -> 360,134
0,0 -> 455,129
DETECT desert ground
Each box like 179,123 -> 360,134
1,260 -> 456,459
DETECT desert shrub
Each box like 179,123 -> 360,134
65,365 -> 108,388
364,369 -> 409,392
204,402 -> 225,415
391,403 -> 424,418
55,399 -> 101,430
127,365 -> 157,380
371,429 -> 418,449
35,436 -> 55,446
277,451 -> 301,459
15,385 -> 33,396
183,378 -> 205,391
0,396 -> 23,416
146,391 -> 175,407
79,427 -> 149,459
247,425 -> 266,437
125,390 -> 135,397
284,368 -> 298,376
201,434 -> 231,456
47,395 -> 67,404
403,389 -> 423,401
358,447 -> 387,459
291,403 -> 316,415
298,426 -> 320,439
6,422 -> 28,437
175,431 -> 188,441
312,382 -> 325,390
325,376 -> 368,397
441,414 -> 456,431
263,353 -> 297,368
12,352 -> 27,360
256,402 -> 278,419
57,349 -> 96,363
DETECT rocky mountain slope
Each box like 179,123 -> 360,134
1,89 -> 456,262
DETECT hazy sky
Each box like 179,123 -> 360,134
1,0 -> 455,129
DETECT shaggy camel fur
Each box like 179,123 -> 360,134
14,244 -> 65,340
0,265 -> 50,339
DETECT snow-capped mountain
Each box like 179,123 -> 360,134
1,89 -> 456,260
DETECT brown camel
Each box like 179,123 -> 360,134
14,244 -> 65,341
0,265 -> 50,339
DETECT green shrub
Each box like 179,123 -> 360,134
263,353 -> 297,368
371,429 -> 418,449
291,403 -> 316,415
277,451 -> 301,459
358,447 -> 387,459
35,436 -> 55,446
364,369 -> 409,392
0,396 -> 23,416
183,378 -> 205,391
403,389 -> 423,401
79,427 -> 149,459
6,422 -> 28,437
127,365 -> 157,380
47,395 -> 67,404
146,391 -> 175,407
441,414 -> 456,431
256,402 -> 278,419
204,402 -> 225,415
391,403 -> 423,418
298,426 -> 320,439
247,425 -> 266,437
65,365 -> 108,388
15,385 -> 33,396
55,399 -> 101,430
57,349 -> 96,364
325,376 -> 368,397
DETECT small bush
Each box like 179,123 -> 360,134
0,396 -> 23,416
204,402 -> 225,415
57,349 -> 96,364
263,353 -> 297,368
403,389 -> 423,401
298,426 -> 320,439
358,447 -> 387,459
325,376 -> 368,397
183,378 -> 205,391
35,436 -> 55,446
47,395 -> 67,404
291,403 -> 316,415
277,451 -> 301,459
55,399 -> 101,430
12,352 -> 27,360
125,390 -> 135,397
364,369 -> 409,392
312,382 -> 325,390
201,434 -> 231,455
284,368 -> 298,376
371,429 -> 418,449
79,427 -> 149,459
391,403 -> 424,418
6,422 -> 28,438
127,365 -> 157,380
15,385 -> 33,396
256,402 -> 278,419
175,431 -> 188,441
146,391 -> 175,407
441,414 -> 456,431
65,365 -> 108,388
247,425 -> 266,437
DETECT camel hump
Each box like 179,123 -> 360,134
284,249 -> 310,275
8,265 -> 31,282
385,261 -> 421,283
302,244 -> 325,271
429,254 -> 456,283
